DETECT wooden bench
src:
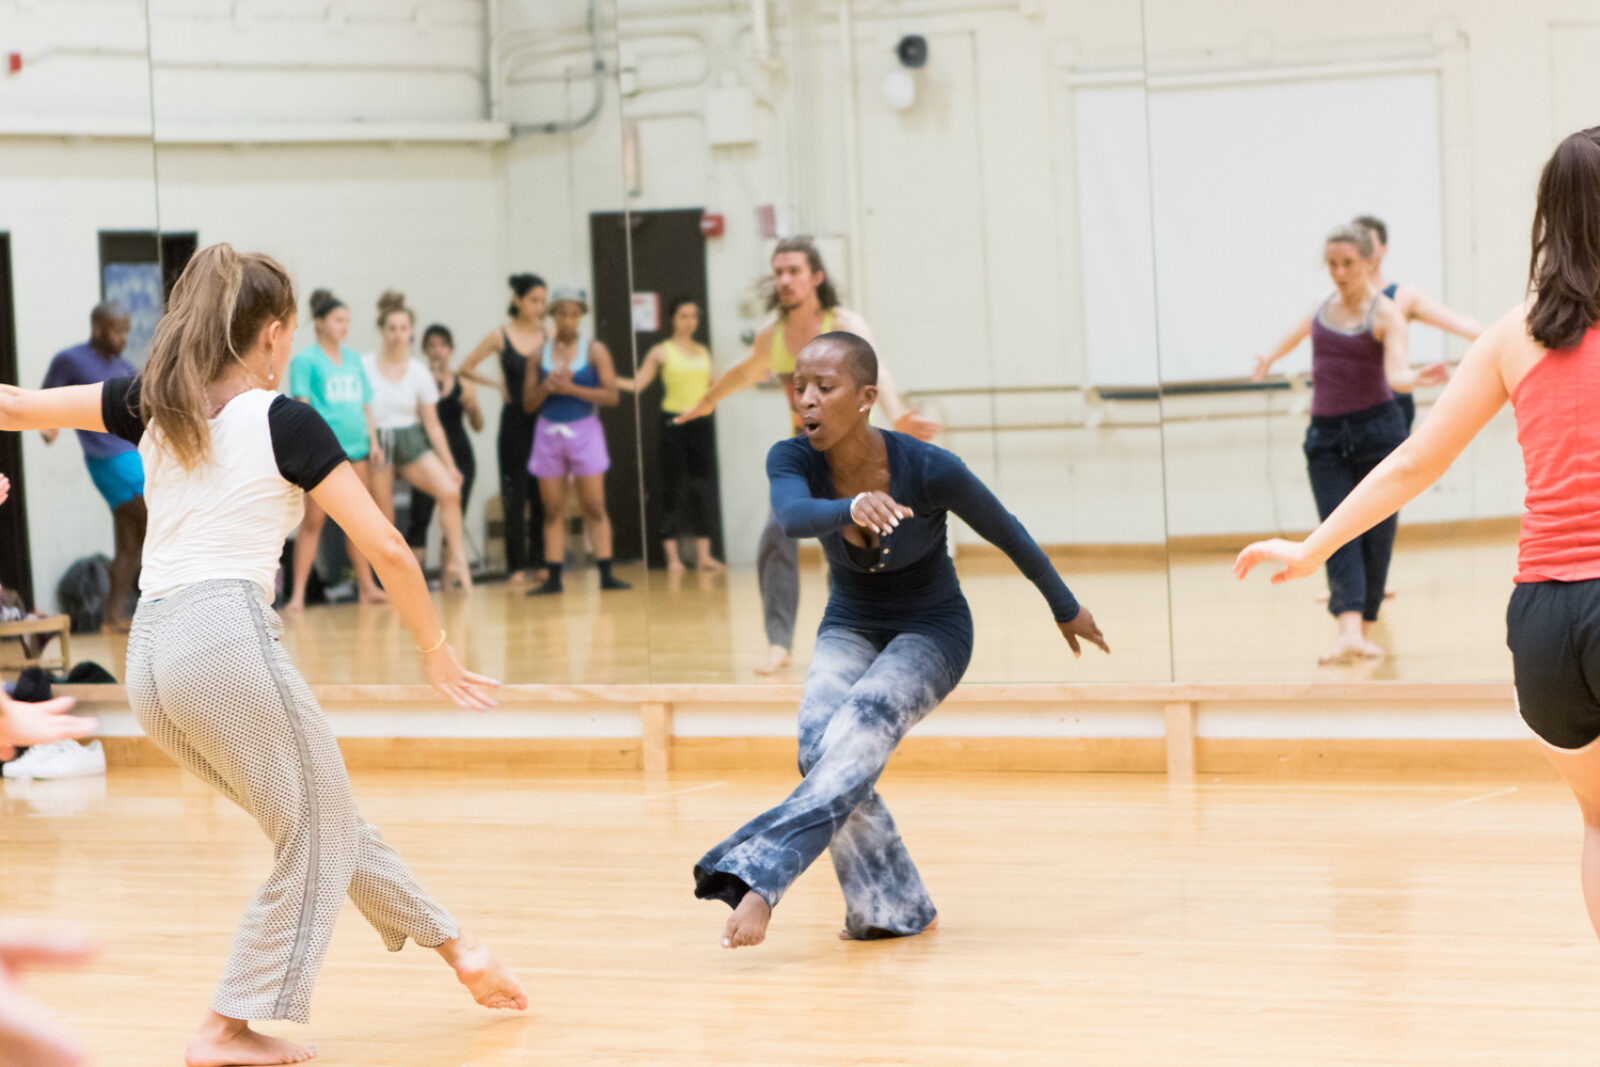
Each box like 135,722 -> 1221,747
0,615 -> 71,671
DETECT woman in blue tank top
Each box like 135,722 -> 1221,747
1252,224 -> 1447,665
520,286 -> 629,595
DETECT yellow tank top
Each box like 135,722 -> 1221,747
769,309 -> 834,375
659,339 -> 711,415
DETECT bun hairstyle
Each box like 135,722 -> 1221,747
1324,222 -> 1376,260
141,242 -> 296,470
508,272 -> 546,316
1528,127 -> 1600,350
309,288 -> 345,319
376,289 -> 415,328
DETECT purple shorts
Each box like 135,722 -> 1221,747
529,415 -> 611,479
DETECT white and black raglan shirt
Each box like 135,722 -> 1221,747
102,377 -> 348,600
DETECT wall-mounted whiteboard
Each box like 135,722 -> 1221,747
1146,71 -> 1444,382
1074,70 -> 1444,385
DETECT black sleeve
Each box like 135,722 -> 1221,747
100,376 -> 146,445
268,395 -> 347,491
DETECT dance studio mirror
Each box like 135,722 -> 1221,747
134,1 -> 648,685
1141,4 -> 1562,682
0,3 -> 160,689
616,0 -> 1173,684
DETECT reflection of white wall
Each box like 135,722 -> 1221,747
1147,71 -> 1444,382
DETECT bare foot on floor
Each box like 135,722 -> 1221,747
436,930 -> 528,1011
186,1014 -> 314,1067
696,557 -> 727,575
1317,633 -> 1367,666
753,645 -> 791,676
721,890 -> 772,948
839,915 -> 939,940
358,584 -> 390,606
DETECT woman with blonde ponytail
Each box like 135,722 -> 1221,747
0,243 -> 525,1065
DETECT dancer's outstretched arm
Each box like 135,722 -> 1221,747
676,330 -> 774,423
1252,313 -> 1313,381
930,456 -> 1108,655
1395,284 -> 1486,342
1236,305 -> 1522,584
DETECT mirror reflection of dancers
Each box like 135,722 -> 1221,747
675,237 -> 939,674
40,302 -> 146,631
1352,215 -> 1486,430
407,324 -> 482,572
618,297 -> 725,574
1238,127 -> 1600,946
694,332 -> 1107,949
363,292 -> 472,590
521,287 -> 630,596
0,245 -> 524,1066
1251,224 -> 1448,665
285,290 -> 386,611
457,275 -> 547,585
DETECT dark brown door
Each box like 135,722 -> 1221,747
0,235 -> 33,606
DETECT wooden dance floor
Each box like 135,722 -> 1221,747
6,765 -> 1598,1064
66,529 -> 1520,687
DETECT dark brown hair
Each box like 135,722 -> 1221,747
766,236 -> 840,312
1353,215 -> 1388,246
141,243 -> 295,469
376,289 -> 415,329
1528,128 -> 1600,350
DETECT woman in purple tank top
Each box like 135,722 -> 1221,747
1252,223 -> 1447,665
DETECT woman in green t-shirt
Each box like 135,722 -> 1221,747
285,288 -> 387,610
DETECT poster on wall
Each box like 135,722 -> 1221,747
103,262 -> 163,367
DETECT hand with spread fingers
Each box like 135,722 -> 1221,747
420,644 -> 500,711
1058,606 -> 1110,658
0,691 -> 96,761
849,491 -> 912,537
1233,537 -> 1319,585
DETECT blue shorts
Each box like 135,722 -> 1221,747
84,451 -> 145,509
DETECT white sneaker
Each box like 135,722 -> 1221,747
3,740 -> 105,780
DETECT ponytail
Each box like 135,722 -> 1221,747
141,243 -> 295,469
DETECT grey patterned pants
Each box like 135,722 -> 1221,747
126,580 -> 459,1024
695,627 -> 959,938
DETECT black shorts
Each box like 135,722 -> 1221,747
1507,579 -> 1600,749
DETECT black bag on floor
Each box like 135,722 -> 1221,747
57,555 -> 111,634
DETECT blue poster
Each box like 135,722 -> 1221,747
103,262 -> 163,369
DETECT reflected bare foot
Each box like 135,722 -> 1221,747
435,929 -> 528,1011
185,1013 -> 314,1066
838,915 -> 939,941
721,890 -> 771,949
283,597 -> 305,615
753,645 -> 792,676
666,557 -> 687,575
1360,639 -> 1386,660
508,569 -> 530,585
1317,633 -> 1367,666
696,557 -> 727,575
358,584 -> 390,606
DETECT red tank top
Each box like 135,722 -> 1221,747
1513,328 -> 1600,582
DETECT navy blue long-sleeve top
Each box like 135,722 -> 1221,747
768,431 -> 1080,675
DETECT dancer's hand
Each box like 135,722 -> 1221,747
420,644 -> 500,711
1251,355 -> 1274,382
0,922 -> 98,1067
444,463 -> 465,490
893,410 -> 942,442
1415,362 -> 1450,388
369,443 -> 386,469
1234,538 -> 1319,584
1058,606 -> 1109,657
673,398 -> 716,425
849,491 -> 912,536
0,692 -> 95,761
0,473 -> 8,506
545,370 -> 574,395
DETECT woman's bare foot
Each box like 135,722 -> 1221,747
1317,632 -> 1367,665
696,556 -> 726,575
1360,639 -> 1386,660
434,930 -> 528,1011
283,597 -> 305,615
666,554 -> 687,575
721,890 -> 772,949
753,645 -> 792,676
838,915 -> 939,941
185,1013 -> 314,1067
508,569 -> 530,585
444,562 -> 473,591
357,583 -> 390,606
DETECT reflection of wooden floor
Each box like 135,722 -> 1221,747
66,530 -> 1518,686
9,767 -> 1598,1065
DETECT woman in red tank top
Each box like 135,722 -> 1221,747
1237,127 -> 1600,943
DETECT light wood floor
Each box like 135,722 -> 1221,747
6,766 -> 1599,1065
65,531 -> 1518,687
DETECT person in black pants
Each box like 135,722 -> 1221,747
407,324 -> 482,572
457,274 -> 547,583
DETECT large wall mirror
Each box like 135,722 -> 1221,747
1143,5 -> 1557,683
617,0 -> 1172,686
1,2 -> 160,685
